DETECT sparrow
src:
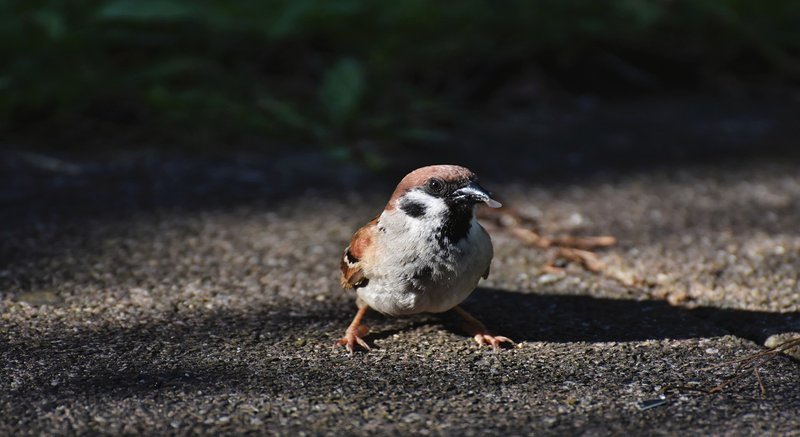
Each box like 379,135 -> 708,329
336,164 -> 513,353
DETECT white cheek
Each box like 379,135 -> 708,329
403,190 -> 448,218
378,191 -> 447,247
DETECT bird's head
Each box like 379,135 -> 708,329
387,165 -> 501,219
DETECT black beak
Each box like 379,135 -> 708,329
451,182 -> 502,208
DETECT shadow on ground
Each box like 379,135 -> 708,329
4,288 -> 798,405
460,288 -> 800,346
3,95 -> 800,228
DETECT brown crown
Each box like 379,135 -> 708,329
385,165 -> 476,209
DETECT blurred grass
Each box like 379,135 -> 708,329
2,0 -> 800,153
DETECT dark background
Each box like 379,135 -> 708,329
3,1 -> 800,171
4,1 -> 800,223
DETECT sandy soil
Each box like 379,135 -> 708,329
1,96 -> 799,435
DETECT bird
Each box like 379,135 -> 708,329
336,164 -> 513,353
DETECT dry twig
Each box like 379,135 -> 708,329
667,336 -> 800,397
479,205 -> 620,278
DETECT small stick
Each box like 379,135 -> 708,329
674,336 -> 800,396
754,367 -> 767,399
480,206 -> 617,277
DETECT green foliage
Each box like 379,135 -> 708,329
98,0 -> 197,21
320,58 -> 364,127
1,0 -> 799,149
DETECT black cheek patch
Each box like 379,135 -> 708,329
400,199 -> 427,218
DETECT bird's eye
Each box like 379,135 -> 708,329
427,178 -> 445,194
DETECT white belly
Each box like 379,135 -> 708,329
356,214 -> 492,316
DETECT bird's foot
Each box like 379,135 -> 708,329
452,306 -> 514,350
473,333 -> 514,350
335,324 -> 370,354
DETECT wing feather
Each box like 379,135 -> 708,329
340,217 -> 378,289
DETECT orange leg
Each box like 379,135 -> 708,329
335,306 -> 371,353
453,306 -> 514,350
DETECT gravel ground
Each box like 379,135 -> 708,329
2,98 -> 800,435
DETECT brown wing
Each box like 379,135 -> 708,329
340,217 -> 378,289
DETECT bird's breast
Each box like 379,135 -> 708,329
358,214 -> 492,315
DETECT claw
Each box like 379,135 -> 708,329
335,325 -> 371,354
473,333 -> 514,350
335,307 -> 371,354
454,306 -> 514,351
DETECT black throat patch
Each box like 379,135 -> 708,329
436,202 -> 473,245
400,199 -> 427,218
